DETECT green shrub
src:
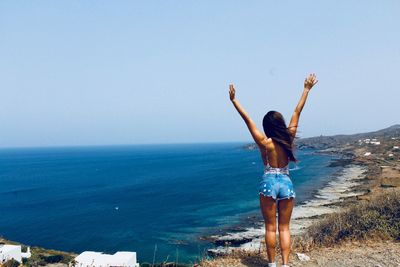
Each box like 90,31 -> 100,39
39,254 -> 64,263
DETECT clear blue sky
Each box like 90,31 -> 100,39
1,1 -> 399,147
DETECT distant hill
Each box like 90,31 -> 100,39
243,124 -> 400,150
296,124 -> 400,150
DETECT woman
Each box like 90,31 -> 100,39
229,74 -> 318,267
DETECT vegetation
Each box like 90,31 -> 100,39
298,189 -> 400,250
22,247 -> 74,266
1,259 -> 20,267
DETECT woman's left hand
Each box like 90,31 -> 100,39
229,84 -> 236,101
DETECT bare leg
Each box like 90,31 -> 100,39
278,198 -> 294,265
259,195 -> 277,263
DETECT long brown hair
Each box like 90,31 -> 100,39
262,111 -> 296,162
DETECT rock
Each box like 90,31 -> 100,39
214,237 -> 253,246
357,194 -> 371,201
380,177 -> 400,188
328,158 -> 354,167
296,253 -> 311,261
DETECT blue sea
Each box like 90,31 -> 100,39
0,142 -> 340,263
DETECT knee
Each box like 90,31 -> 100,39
265,222 -> 276,233
278,224 -> 290,233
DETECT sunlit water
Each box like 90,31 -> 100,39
0,143 -> 340,263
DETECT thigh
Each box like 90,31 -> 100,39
278,198 -> 294,226
259,195 -> 277,226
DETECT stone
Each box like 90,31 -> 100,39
296,253 -> 311,261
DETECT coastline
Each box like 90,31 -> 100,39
1,125 -> 399,266
0,146 -> 353,265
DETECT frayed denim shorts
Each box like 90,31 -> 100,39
259,171 -> 296,200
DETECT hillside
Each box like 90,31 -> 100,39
295,124 -> 400,150
242,124 -> 400,152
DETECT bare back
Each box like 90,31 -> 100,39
259,138 -> 289,168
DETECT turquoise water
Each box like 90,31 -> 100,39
0,143 -> 339,263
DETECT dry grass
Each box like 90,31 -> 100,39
297,189 -> 400,250
199,247 -> 269,267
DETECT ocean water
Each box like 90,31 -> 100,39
0,143 -> 339,263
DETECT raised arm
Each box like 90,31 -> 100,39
229,84 -> 266,147
288,73 -> 318,138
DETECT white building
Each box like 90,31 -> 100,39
0,245 -> 21,263
74,251 -> 139,267
0,245 -> 31,264
22,247 -> 31,259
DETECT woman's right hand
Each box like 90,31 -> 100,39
229,84 -> 236,101
304,73 -> 318,91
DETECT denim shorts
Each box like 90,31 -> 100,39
259,172 -> 296,200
